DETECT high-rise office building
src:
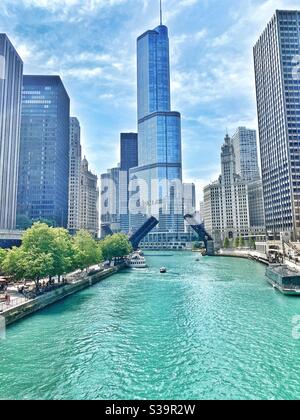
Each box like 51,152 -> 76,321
232,127 -> 260,182
17,76 -> 70,227
199,201 -> 205,224
68,117 -> 82,233
101,167 -> 121,233
204,135 -> 250,243
129,11 -> 184,234
79,157 -> 99,237
254,10 -> 300,237
120,133 -> 138,171
0,34 -> 23,230
183,183 -> 196,215
120,133 -> 138,233
183,183 -> 196,234
248,180 -> 265,230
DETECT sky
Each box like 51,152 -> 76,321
0,0 -> 300,204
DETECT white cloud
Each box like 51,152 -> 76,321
7,0 -> 127,14
63,67 -> 104,79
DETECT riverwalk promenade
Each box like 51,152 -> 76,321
218,248 -> 300,272
0,264 -> 124,326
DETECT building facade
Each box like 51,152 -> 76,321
17,76 -> 70,227
0,34 -> 23,230
183,183 -> 196,234
101,167 -> 121,234
80,157 -> 99,237
68,117 -> 82,233
231,127 -> 260,182
248,180 -> 265,231
254,10 -> 300,237
120,133 -> 138,233
204,135 -> 250,244
129,21 -> 184,234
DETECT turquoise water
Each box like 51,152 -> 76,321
0,253 -> 300,400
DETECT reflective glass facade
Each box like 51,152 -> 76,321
120,133 -> 138,233
17,76 -> 70,227
131,24 -> 183,233
0,34 -> 23,230
232,127 -> 260,183
254,10 -> 300,236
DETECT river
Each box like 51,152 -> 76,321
0,252 -> 299,400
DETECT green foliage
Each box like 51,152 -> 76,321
0,248 -> 6,269
51,228 -> 74,277
223,238 -> 230,249
73,230 -> 103,270
101,234 -> 133,261
36,218 -> 57,227
1,224 -> 131,284
16,214 -> 33,230
23,252 -> 54,286
234,237 -> 240,248
1,247 -> 26,281
239,237 -> 245,248
249,237 -> 256,250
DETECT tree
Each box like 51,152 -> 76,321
22,251 -> 54,288
0,248 -> 6,270
239,237 -> 245,248
19,223 -> 57,285
101,234 -> 133,262
223,238 -> 230,249
36,218 -> 57,227
20,222 -> 76,284
16,214 -> 33,230
249,237 -> 256,250
73,230 -> 102,270
234,237 -> 240,248
1,247 -> 27,281
50,228 -> 74,279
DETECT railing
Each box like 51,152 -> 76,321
0,296 -> 29,313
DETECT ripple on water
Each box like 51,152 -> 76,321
0,253 -> 300,400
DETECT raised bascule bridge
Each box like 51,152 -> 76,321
1,215 -> 215,256
101,216 -> 160,251
120,214 -> 215,255
184,214 -> 215,256
128,216 -> 159,251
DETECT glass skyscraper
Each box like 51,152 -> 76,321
120,133 -> 138,171
120,133 -> 138,233
0,34 -> 23,230
254,10 -> 300,237
17,76 -> 70,228
130,21 -> 183,233
231,127 -> 260,183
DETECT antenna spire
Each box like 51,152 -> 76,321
160,0 -> 163,25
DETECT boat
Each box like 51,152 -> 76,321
266,264 -> 300,295
127,252 -> 147,269
160,267 -> 167,274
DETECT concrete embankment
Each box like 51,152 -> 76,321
217,250 -> 269,265
2,266 -> 124,327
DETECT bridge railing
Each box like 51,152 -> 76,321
0,296 -> 29,314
